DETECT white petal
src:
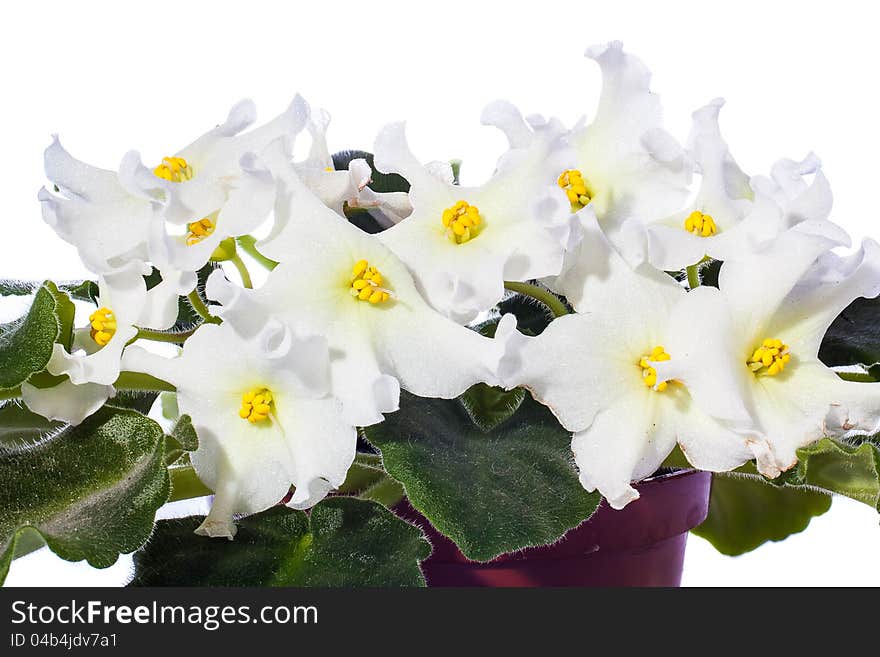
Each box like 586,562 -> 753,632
21,380 -> 114,425
551,219 -> 683,315
571,42 -> 691,223
746,361 -> 850,475
767,238 -> 880,357
508,311 -> 646,432
572,392 -> 675,509
718,226 -> 846,341
654,287 -> 754,430
44,136 -> 123,201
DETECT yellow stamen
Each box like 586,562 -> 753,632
684,211 -> 718,237
185,217 -> 216,246
639,345 -> 672,392
89,307 -> 117,347
350,259 -> 392,305
442,200 -> 483,244
153,156 -> 194,183
747,337 -> 792,376
557,169 -> 592,211
239,387 -> 274,423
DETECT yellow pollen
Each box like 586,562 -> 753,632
350,259 -> 392,304
747,338 -> 792,376
639,345 -> 672,392
684,211 -> 718,237
89,307 -> 117,347
239,387 -> 274,424
557,169 -> 592,211
185,217 -> 216,246
441,201 -> 483,244
153,156 -> 194,183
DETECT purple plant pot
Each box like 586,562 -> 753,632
394,469 -> 711,587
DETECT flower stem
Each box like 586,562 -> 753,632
114,371 -> 176,393
237,235 -> 278,271
187,290 -> 221,325
503,281 -> 569,318
135,328 -> 197,344
230,253 -> 253,289
686,264 -> 701,290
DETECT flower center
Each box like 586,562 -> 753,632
239,388 -> 274,423
557,169 -> 592,211
684,211 -> 717,237
186,217 -> 216,246
441,201 -> 483,244
153,156 -> 194,183
89,307 -> 117,346
747,338 -> 791,376
639,345 -> 671,392
350,259 -> 392,304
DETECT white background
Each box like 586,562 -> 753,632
2,0 -> 880,586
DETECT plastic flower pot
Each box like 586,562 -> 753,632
394,469 -> 711,587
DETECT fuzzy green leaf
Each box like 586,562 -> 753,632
692,474 -> 832,556
459,383 -> 526,432
363,392 -> 601,562
785,438 -> 880,509
0,402 -> 64,449
0,406 -> 170,585
0,282 -> 72,392
129,498 -> 430,586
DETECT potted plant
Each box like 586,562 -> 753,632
2,41 -> 878,588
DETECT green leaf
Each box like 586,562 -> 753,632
129,498 -> 430,586
331,150 -> 410,194
0,282 -> 72,393
692,474 -> 832,556
496,291 -> 562,336
0,406 -> 170,585
170,414 -> 198,451
0,402 -> 64,449
363,392 -> 601,562
0,280 -> 38,297
819,296 -> 880,368
784,438 -> 880,509
59,280 -> 100,304
459,383 -> 526,432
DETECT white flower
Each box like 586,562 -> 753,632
40,96 -> 309,278
39,136 -> 163,274
124,321 -> 353,538
562,41 -> 691,228
372,109 -> 574,323
622,99 -> 838,271
206,139 -> 511,427
654,229 -> 880,477
21,261 -> 180,424
499,222 -> 754,508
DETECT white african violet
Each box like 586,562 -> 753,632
17,40 -> 880,535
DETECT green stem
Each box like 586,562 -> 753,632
230,253 -> 254,289
503,281 -> 569,318
686,264 -> 701,289
187,290 -> 221,325
237,235 -> 279,271
114,371 -> 176,393
135,328 -> 197,344
168,465 -> 213,502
